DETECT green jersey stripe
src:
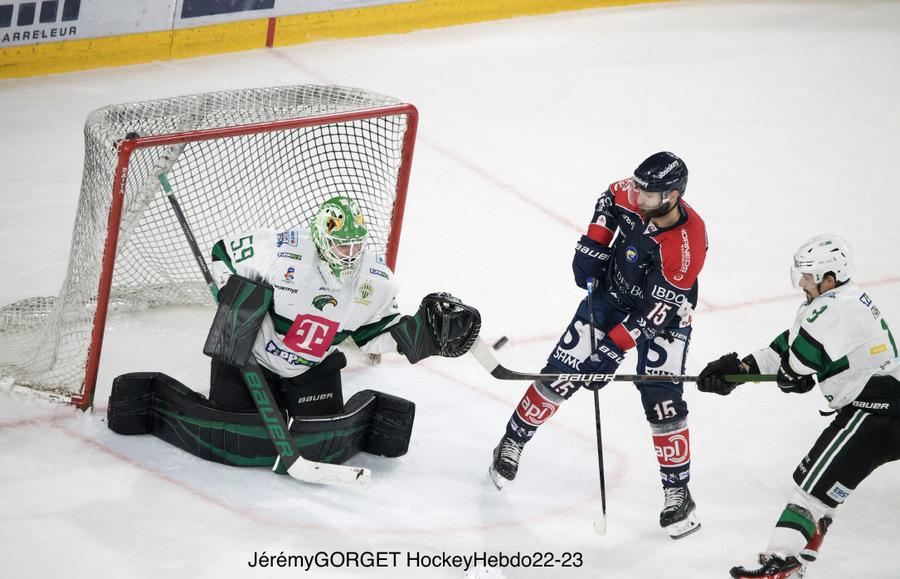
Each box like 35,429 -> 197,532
352,314 -> 400,346
818,356 -> 850,382
211,240 -> 236,275
791,327 -> 832,372
770,330 -> 790,355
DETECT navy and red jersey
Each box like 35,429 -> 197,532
586,178 -> 707,349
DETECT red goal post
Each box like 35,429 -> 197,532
0,86 -> 418,410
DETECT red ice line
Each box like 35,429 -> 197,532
3,137 -> 898,531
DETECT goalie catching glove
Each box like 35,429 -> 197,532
391,292 -> 481,364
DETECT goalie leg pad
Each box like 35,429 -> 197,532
364,391 -> 416,457
108,372 -> 156,435
108,373 -> 414,466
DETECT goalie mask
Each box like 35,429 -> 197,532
311,196 -> 368,284
790,234 -> 854,289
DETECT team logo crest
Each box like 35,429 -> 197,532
355,281 -> 374,305
625,246 -> 638,262
312,294 -> 338,311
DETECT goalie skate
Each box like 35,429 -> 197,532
659,486 -> 701,539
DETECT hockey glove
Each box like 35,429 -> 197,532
777,359 -> 816,394
697,352 -> 746,395
572,235 -> 612,290
391,292 -> 481,364
581,335 -> 626,391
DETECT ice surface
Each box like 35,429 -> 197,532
1,2 -> 899,578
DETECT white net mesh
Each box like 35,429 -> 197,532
0,85 -> 414,404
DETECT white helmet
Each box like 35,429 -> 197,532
790,234 -> 854,288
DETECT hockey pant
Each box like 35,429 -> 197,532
766,400 -> 900,558
505,295 -> 693,487
107,369 -> 415,468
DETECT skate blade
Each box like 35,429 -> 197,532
664,510 -> 701,540
488,466 -> 508,490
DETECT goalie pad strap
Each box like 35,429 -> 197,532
107,372 -> 415,466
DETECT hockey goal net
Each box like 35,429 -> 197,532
0,85 -> 418,410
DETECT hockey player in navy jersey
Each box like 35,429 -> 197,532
698,234 -> 900,578
489,152 -> 708,539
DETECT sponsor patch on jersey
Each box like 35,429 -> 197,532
276,231 -> 299,247
283,314 -> 339,358
312,294 -> 338,311
870,343 -> 888,355
651,284 -> 687,305
625,246 -> 638,262
369,268 -> 389,279
273,284 -> 298,294
283,267 -> 295,282
277,251 -> 303,261
355,281 -> 374,305
859,293 -> 872,307
375,254 -> 386,265
265,340 -> 314,367
826,481 -> 852,504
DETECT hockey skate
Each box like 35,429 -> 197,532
659,486 -> 701,539
730,554 -> 805,578
488,436 -> 525,490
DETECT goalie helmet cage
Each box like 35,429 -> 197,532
0,85 -> 418,410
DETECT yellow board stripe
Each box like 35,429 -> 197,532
0,0 -> 678,79
171,18 -> 270,61
0,30 -> 173,78
273,0 -> 674,46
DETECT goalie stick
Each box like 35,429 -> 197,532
156,152 -> 371,488
469,336 -> 775,383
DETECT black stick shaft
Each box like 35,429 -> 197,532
586,279 -> 608,523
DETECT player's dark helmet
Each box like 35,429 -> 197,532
633,152 -> 688,195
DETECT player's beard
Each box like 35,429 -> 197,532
639,200 -> 674,221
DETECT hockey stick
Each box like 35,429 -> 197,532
160,165 -> 371,488
586,278 -> 607,535
469,339 -> 774,383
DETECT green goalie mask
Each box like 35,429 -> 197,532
311,196 -> 368,283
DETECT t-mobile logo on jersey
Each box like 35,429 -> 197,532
283,314 -> 339,358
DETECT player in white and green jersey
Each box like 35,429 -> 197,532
697,234 -> 900,579
107,196 -> 481,473
209,203 -> 402,380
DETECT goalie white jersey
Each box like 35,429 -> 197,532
210,227 -> 401,377
750,283 -> 900,409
